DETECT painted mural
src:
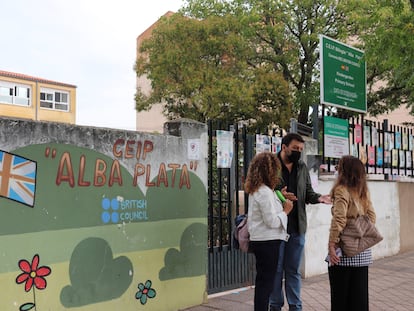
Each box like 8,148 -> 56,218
0,118 -> 208,311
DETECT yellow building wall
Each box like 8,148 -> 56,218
35,82 -> 76,124
0,75 -> 76,124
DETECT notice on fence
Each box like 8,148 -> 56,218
272,136 -> 282,153
216,130 -> 234,168
256,134 -> 271,154
324,116 -> 349,159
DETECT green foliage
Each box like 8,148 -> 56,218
343,0 -> 414,116
180,0 -> 350,125
135,12 -> 291,131
135,0 -> 414,128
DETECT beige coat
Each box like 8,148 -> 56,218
329,185 -> 376,244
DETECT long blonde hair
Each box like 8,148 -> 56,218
331,155 -> 370,209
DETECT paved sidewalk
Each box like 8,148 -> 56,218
182,250 -> 414,311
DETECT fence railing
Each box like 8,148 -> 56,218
322,116 -> 414,179
207,121 -> 255,294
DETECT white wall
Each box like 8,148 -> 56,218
302,178 -> 401,278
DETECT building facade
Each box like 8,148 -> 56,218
0,70 -> 77,124
135,12 -> 174,133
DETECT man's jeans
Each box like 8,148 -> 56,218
269,233 -> 305,311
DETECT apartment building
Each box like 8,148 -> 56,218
135,11 -> 174,133
0,70 -> 76,124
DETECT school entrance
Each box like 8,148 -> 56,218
206,119 -> 314,294
207,120 -> 288,294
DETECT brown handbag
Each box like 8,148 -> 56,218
339,214 -> 383,257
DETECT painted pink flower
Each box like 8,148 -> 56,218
16,254 -> 51,292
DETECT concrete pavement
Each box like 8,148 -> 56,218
182,250 -> 414,311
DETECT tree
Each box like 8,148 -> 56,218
136,0 -> 414,128
135,13 -> 291,131
176,0 -> 351,125
344,0 -> 414,119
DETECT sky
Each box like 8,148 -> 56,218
1,0 -> 184,131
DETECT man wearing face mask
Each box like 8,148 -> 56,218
269,133 -> 331,311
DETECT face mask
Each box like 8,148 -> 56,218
287,150 -> 301,163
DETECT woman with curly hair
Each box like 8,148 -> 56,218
327,155 -> 377,311
245,151 -> 293,311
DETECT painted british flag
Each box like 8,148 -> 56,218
0,151 -> 37,207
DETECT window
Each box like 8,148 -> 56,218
15,86 -> 30,105
0,82 -> 30,106
40,88 -> 69,111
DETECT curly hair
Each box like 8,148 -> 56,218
331,155 -> 369,208
244,152 -> 282,194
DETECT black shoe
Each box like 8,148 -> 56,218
269,306 -> 281,311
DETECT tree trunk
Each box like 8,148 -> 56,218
298,106 -> 309,125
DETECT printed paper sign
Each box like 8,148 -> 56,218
216,130 -> 234,168
324,116 -> 349,159
256,134 -> 271,154
377,147 -> 383,166
364,125 -> 371,146
355,124 -> 362,144
272,136 -> 282,154
187,139 -> 200,160
368,146 -> 375,165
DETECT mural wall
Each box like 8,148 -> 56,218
0,118 -> 208,311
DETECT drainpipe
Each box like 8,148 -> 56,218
35,81 -> 38,121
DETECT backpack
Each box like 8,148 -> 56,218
233,214 -> 250,253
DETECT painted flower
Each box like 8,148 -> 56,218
16,254 -> 51,292
135,280 -> 156,305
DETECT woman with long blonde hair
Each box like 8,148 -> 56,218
327,155 -> 377,311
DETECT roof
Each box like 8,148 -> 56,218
0,70 -> 77,88
136,11 -> 176,41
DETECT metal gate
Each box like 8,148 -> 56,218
206,120 -> 299,294
207,121 -> 256,294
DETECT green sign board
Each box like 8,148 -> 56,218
320,35 -> 366,113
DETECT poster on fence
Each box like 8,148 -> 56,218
385,132 -> 394,151
216,130 -> 234,168
392,149 -> 398,167
372,127 -> 378,146
324,116 -> 349,159
384,150 -> 391,166
355,124 -> 362,144
364,125 -> 371,146
407,151 -> 412,169
368,146 -> 375,165
351,144 -> 358,158
399,150 -> 405,168
359,145 -> 367,164
377,147 -> 383,166
256,134 -> 271,154
272,136 -> 282,154
403,133 -> 408,150
395,132 -> 402,149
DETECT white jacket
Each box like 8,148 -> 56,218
247,185 -> 289,241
